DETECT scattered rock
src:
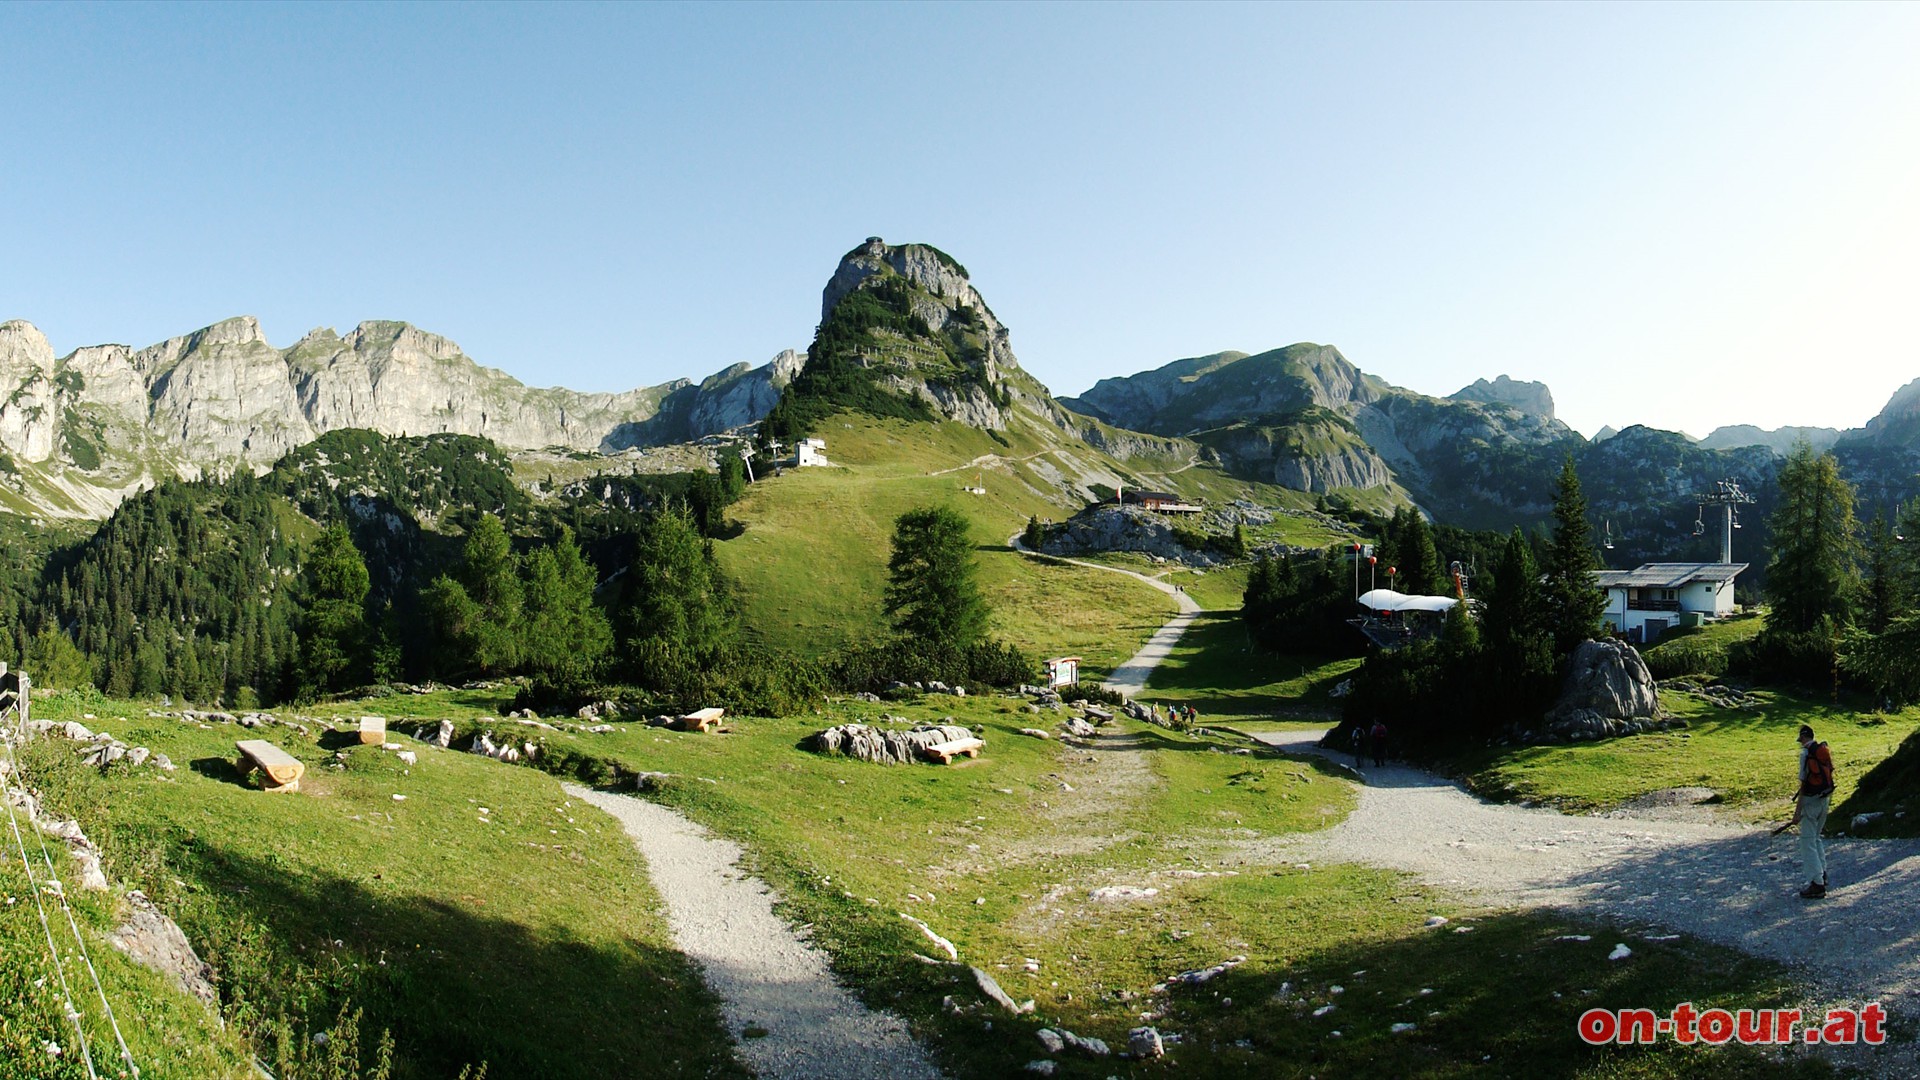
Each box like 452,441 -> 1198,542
1023,1062 -> 1055,1076
899,913 -> 957,960
808,723 -> 974,766
1127,1026 -> 1164,1059
1036,1029 -> 1065,1055
109,891 -> 217,1008
1017,728 -> 1053,740
1060,1030 -> 1110,1057
971,966 -> 1020,1013
1608,943 -> 1632,961
1088,885 -> 1159,903
1168,955 -> 1246,986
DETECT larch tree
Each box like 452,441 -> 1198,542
1765,441 -> 1860,634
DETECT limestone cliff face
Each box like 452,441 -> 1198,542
0,320 -> 59,462
0,315 -> 805,516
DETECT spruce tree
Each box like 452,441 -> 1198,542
293,523 -> 372,700
1479,527 -> 1557,724
1540,457 -> 1607,655
522,526 -> 612,687
618,508 -> 735,688
885,504 -> 990,649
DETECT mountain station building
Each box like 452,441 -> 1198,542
1115,489 -> 1203,514
1593,562 -> 1746,644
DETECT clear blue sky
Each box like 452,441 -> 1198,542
4,2 -> 1918,437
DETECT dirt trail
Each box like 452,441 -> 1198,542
1243,730 -> 1920,1071
567,784 -> 945,1080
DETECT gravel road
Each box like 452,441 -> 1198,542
1007,530 -> 1203,698
1248,730 -> 1920,1074
566,784 -> 945,1080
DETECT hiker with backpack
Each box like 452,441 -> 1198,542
1350,724 -> 1366,768
1369,720 -> 1389,767
1787,723 -> 1835,899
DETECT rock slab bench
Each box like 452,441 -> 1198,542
236,739 -> 304,792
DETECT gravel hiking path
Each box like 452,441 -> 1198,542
1007,531 -> 1203,698
566,784 -> 945,1080
1244,730 -> 1920,1073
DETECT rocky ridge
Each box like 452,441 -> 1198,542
0,316 -> 802,518
1062,344 -> 1572,508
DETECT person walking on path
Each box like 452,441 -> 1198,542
1350,724 -> 1366,769
1369,720 -> 1389,767
1788,723 -> 1835,899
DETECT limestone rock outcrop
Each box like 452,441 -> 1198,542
1035,504 -> 1230,567
1542,638 -> 1663,740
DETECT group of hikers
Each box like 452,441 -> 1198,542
1348,720 -> 1390,768
1153,702 -> 1200,726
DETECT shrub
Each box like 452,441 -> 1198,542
1059,684 -> 1125,707
833,638 -> 1035,693
1729,620 -> 1840,689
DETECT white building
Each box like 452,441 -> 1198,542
795,438 -> 829,467
1593,562 -> 1745,644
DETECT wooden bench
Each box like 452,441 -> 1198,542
1082,706 -> 1114,723
236,739 -> 305,792
359,716 -> 387,745
921,737 -> 984,765
673,707 -> 726,733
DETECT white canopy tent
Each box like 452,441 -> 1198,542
1354,589 -> 1458,614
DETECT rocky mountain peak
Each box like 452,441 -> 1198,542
1855,377 -> 1920,444
343,320 -> 465,362
0,319 -> 55,378
1450,374 -> 1555,421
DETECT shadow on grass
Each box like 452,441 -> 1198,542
1162,908 -> 1834,1079
152,839 -> 747,1080
189,756 -> 253,788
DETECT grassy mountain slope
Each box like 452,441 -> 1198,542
18,703 -> 740,1079
716,413 -> 1348,677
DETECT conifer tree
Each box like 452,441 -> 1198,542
885,504 -> 990,649
294,523 -> 372,700
1480,527 -> 1557,722
618,508 -> 734,688
1540,457 -> 1607,655
421,514 -> 526,678
523,526 -> 612,687
1766,441 -> 1860,634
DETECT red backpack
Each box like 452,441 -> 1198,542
1803,742 -> 1835,797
